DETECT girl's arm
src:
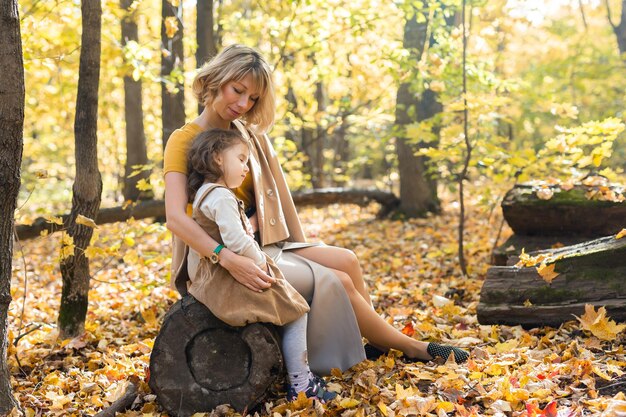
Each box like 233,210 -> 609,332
202,189 -> 268,272
164,172 -> 275,291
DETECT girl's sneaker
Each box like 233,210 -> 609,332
287,376 -> 337,403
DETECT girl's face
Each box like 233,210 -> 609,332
212,74 -> 260,124
215,142 -> 250,188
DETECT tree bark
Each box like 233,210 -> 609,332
394,9 -> 441,218
161,0 -> 185,149
0,0 -> 24,412
58,0 -> 103,339
478,235 -> 626,327
196,0 -> 216,115
121,0 -> 151,201
196,0 -> 217,65
312,80 -> 326,188
149,296 -> 284,416
15,188 -> 400,240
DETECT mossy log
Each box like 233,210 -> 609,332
501,182 -> 625,236
478,235 -> 626,327
491,235 -> 591,266
149,295 -> 284,417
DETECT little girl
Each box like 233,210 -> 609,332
185,128 -> 336,402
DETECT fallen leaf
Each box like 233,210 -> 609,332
536,263 -> 559,283
575,304 -> 626,341
76,214 -> 98,228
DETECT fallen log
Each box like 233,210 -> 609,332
491,234 -> 591,266
478,235 -> 626,328
15,188 -> 399,240
148,295 -> 284,417
501,182 -> 625,236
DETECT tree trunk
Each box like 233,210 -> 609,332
0,0 -> 24,412
58,0 -> 103,339
161,0 -> 185,149
609,0 -> 626,57
196,0 -> 216,115
312,80 -> 326,188
196,0 -> 217,65
149,296 -> 284,416
121,0 -> 151,201
394,9 -> 441,217
478,235 -> 626,327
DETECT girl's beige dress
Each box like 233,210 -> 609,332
187,183 -> 309,327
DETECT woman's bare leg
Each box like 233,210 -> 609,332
292,246 -> 372,307
328,267 -> 432,360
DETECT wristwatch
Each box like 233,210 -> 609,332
209,244 -> 225,264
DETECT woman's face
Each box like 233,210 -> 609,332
212,74 -> 260,123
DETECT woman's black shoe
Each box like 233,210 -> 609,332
364,343 -> 387,360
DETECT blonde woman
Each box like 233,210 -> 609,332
163,45 -> 468,376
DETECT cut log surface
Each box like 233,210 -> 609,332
501,182 -> 625,236
149,295 -> 284,417
478,235 -> 626,327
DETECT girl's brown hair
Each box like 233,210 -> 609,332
187,128 -> 249,202
192,44 -> 276,133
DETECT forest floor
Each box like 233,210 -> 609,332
8,198 -> 626,416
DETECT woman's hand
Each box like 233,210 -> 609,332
220,249 -> 275,292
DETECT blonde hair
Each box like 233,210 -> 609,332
192,44 -> 276,133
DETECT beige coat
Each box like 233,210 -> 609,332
230,120 -> 306,246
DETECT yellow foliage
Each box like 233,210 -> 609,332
576,305 -> 626,341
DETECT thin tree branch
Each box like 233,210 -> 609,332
606,0 -> 617,30
458,0 -> 471,277
578,0 -> 588,30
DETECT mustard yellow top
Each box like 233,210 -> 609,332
163,122 -> 255,209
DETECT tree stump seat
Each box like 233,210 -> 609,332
478,235 -> 626,328
148,295 -> 284,417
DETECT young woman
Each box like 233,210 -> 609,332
185,128 -> 335,402
163,45 -> 469,375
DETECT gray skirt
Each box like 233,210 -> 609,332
263,243 -> 366,375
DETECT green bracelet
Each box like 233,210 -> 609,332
214,244 -> 225,255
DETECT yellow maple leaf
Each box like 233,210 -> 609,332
45,214 -> 64,225
164,17 -> 178,38
76,214 -> 98,228
575,304 -> 626,341
339,398 -> 360,409
60,233 -> 75,260
616,228 -> 626,239
536,263 -> 559,283
395,383 -> 416,400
